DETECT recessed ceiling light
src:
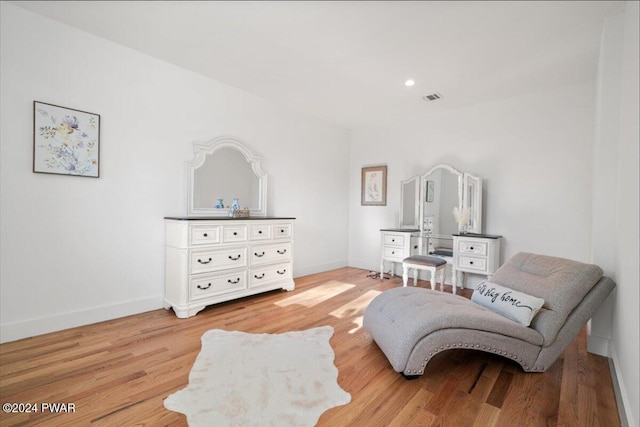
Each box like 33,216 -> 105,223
404,79 -> 415,87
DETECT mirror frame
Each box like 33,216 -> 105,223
400,163 -> 483,235
186,136 -> 268,217
463,173 -> 483,234
399,175 -> 420,229
419,164 -> 463,236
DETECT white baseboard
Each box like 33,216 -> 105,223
293,260 -> 348,278
587,332 -> 612,357
0,296 -> 163,344
610,341 -> 635,427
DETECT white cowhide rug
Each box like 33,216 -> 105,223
164,326 -> 351,426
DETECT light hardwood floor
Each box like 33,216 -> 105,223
0,267 -> 620,426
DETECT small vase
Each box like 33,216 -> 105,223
231,198 -> 240,211
215,198 -> 224,209
458,223 -> 468,234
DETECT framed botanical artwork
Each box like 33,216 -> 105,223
33,101 -> 100,177
361,165 -> 387,206
426,180 -> 435,202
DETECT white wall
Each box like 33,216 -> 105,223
349,82 -> 597,272
592,7 -> 639,426
611,3 -> 639,426
0,3 -> 350,343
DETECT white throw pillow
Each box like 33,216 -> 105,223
471,281 -> 545,326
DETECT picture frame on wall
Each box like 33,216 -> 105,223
33,101 -> 100,178
361,165 -> 387,206
426,180 -> 435,202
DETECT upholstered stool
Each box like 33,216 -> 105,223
402,255 -> 449,292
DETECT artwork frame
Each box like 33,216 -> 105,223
361,165 -> 387,206
33,101 -> 100,178
426,180 -> 435,202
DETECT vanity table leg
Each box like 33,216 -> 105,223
380,259 -> 385,280
451,266 -> 458,294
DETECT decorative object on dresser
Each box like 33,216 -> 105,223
164,217 -> 295,318
164,326 -> 351,426
361,165 -> 388,206
33,101 -> 100,178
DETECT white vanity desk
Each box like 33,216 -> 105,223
386,163 -> 504,292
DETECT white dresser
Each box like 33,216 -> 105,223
164,217 -> 295,318
452,233 -> 502,288
380,229 -> 420,278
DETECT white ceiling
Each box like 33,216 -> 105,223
14,1 -> 625,129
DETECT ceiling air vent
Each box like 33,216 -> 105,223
422,93 -> 442,102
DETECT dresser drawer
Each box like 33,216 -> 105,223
190,247 -> 247,274
383,246 -> 405,260
223,225 -> 248,243
273,224 -> 292,239
190,270 -> 248,300
250,224 -> 272,240
250,243 -> 292,265
457,241 -> 488,256
383,234 -> 404,247
190,225 -> 221,245
250,263 -> 292,287
457,256 -> 487,272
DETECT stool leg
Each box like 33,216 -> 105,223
428,268 -> 434,290
402,265 -> 409,287
448,268 -> 454,294
414,268 -> 419,286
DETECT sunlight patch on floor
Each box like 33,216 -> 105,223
275,281 -> 355,308
329,290 -> 382,334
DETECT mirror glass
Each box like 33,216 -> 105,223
187,137 -> 267,216
193,148 -> 259,210
421,165 -> 462,253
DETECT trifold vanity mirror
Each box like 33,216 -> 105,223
187,136 -> 267,216
400,164 -> 482,252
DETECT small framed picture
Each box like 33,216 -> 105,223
426,180 -> 435,202
361,165 -> 387,206
33,101 -> 100,177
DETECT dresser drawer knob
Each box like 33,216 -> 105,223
277,269 -> 287,275
197,258 -> 212,264
254,251 -> 265,257
254,273 -> 265,279
258,230 -> 263,234
203,233 -> 208,237
197,283 -> 212,290
277,249 -> 287,255
233,232 -> 238,236
228,278 -> 241,284
470,246 -> 474,250
228,255 -> 241,261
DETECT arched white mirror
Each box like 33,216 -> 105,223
187,136 -> 267,217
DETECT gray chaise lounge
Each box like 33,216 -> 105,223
363,252 -> 616,376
